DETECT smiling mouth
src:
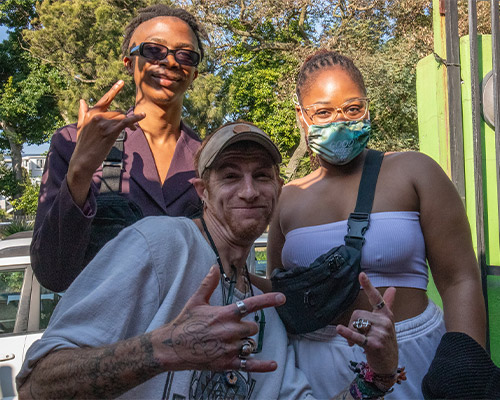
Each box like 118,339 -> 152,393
151,72 -> 183,83
232,206 -> 267,211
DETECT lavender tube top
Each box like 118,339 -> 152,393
282,211 -> 428,289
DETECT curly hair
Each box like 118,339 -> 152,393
296,50 -> 366,103
121,5 -> 207,61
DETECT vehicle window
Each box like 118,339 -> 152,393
254,246 -> 267,276
0,269 -> 24,334
39,287 -> 63,330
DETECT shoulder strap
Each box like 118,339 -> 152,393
344,149 -> 384,250
100,130 -> 126,194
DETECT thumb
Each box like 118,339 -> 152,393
76,99 -> 89,133
185,266 -> 220,308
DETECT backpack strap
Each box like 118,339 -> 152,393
344,149 -> 384,250
100,130 -> 126,194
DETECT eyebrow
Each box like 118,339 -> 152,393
305,97 -> 366,108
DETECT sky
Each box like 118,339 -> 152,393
1,25 -> 51,155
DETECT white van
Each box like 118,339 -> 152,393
0,231 -> 62,400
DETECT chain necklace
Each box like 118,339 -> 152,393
200,217 -> 265,353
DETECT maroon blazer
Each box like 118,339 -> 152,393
31,119 -> 201,291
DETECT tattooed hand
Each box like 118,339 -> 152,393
152,266 -> 286,372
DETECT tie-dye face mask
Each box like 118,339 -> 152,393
307,120 -> 371,165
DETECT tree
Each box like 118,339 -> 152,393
0,153 -> 22,199
183,0 -> 437,178
6,0 -> 445,181
0,0 -> 63,188
25,0 -> 225,138
10,179 -> 40,215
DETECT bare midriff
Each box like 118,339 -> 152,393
332,287 -> 429,326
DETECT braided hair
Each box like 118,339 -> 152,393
296,50 -> 366,103
121,5 -> 206,61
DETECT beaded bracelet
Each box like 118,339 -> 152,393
348,361 -> 407,399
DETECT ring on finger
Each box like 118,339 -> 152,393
239,338 -> 257,358
235,300 -> 248,316
352,318 -> 372,334
239,358 -> 247,371
374,299 -> 386,310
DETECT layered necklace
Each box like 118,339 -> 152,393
200,217 -> 266,352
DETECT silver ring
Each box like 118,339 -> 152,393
235,300 -> 248,316
240,358 -> 247,371
239,338 -> 257,358
352,318 -> 372,334
361,336 -> 368,348
374,299 -> 386,310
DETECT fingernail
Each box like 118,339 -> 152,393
275,293 -> 285,304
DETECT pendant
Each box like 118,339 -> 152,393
225,370 -> 238,386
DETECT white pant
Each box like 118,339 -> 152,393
291,300 -> 446,400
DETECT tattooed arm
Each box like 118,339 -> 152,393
19,333 -> 163,399
17,267 -> 285,399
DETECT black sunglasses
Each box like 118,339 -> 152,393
129,42 -> 200,67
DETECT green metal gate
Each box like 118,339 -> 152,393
416,0 -> 500,363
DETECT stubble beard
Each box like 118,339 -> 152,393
225,210 -> 272,244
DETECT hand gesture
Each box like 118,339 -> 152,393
336,272 -> 398,376
67,80 -> 145,206
152,266 -> 286,372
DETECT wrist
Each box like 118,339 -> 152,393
67,163 -> 93,208
150,325 -> 186,371
348,361 -> 406,399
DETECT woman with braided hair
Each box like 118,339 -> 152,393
265,50 -> 486,399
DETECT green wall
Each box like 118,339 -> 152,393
416,34 -> 499,363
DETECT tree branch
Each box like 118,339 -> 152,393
239,0 -> 247,21
298,1 -> 310,42
241,41 -> 297,52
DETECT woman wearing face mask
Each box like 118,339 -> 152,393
265,50 -> 486,399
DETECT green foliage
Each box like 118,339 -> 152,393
0,48 -> 64,149
0,154 -> 23,198
0,220 -> 34,237
10,180 -> 40,215
183,73 -> 227,138
0,0 -> 438,180
0,2 -> 64,187
0,208 -> 9,221
0,271 -> 24,293
0,0 -> 37,31
224,50 -> 300,155
25,0 -> 174,119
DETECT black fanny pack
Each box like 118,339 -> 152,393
271,150 -> 384,334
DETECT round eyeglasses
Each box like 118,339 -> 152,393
303,97 -> 370,125
129,42 -> 200,67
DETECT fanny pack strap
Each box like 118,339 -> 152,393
100,130 -> 127,193
344,149 -> 384,250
